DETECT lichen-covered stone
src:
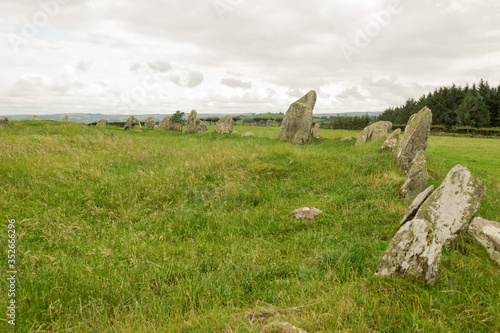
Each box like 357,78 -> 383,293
215,115 -> 234,134
400,185 -> 434,225
312,123 -> 320,139
62,115 -> 69,122
379,129 -> 401,153
96,119 -> 108,127
158,116 -> 172,130
242,132 -> 255,137
468,217 -> 500,267
278,90 -> 316,144
414,164 -> 486,245
144,117 -> 155,129
355,121 -> 392,145
375,219 -> 442,285
400,150 -> 429,204
397,107 -> 432,174
124,116 -> 141,130
31,116 -> 39,121
0,116 -> 8,126
171,123 -> 182,133
290,207 -> 322,220
186,110 -> 208,134
262,322 -> 308,333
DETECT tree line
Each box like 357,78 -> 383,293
378,79 -> 500,128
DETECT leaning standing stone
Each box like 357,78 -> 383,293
215,115 -> 234,134
400,185 -> 434,225
400,150 -> 429,204
158,116 -> 173,130
468,217 -> 500,267
355,121 -> 392,145
312,123 -> 320,139
278,90 -> 316,144
397,107 -> 432,174
96,119 -> 108,127
0,116 -> 8,126
379,129 -> 401,153
144,117 -> 155,129
124,116 -> 141,130
186,110 -> 208,134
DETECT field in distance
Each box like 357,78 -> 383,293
0,120 -> 499,332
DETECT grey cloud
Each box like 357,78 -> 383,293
337,87 -> 364,100
130,62 -> 142,72
76,60 -> 92,72
220,78 -> 252,89
148,61 -> 172,73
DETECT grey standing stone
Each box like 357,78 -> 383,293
397,107 -> 432,175
312,123 -> 320,139
62,116 -> 69,122
124,116 -> 141,130
158,116 -> 173,130
31,116 -> 39,121
355,121 -> 392,145
215,115 -> 234,134
171,123 -> 182,133
468,217 -> 500,267
278,90 -> 316,144
186,110 -> 208,134
96,119 -> 108,127
0,116 -> 8,126
144,117 -> 155,129
379,129 -> 401,153
400,185 -> 435,225
400,151 -> 429,204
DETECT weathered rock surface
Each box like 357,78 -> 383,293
144,117 -> 155,129
414,164 -> 486,245
0,116 -> 8,126
375,219 -> 443,285
158,116 -> 172,130
263,322 -> 307,333
31,116 -> 39,121
172,123 -> 182,133
278,90 -> 316,144
312,123 -> 320,139
340,137 -> 353,142
124,116 -> 141,130
468,217 -> 500,267
400,185 -> 434,225
215,115 -> 234,134
96,119 -> 108,127
400,150 -> 429,204
379,129 -> 401,153
62,115 -> 69,122
397,107 -> 432,174
290,207 -> 322,220
186,110 -> 208,134
355,121 -> 392,145
232,131 -> 239,134
242,132 -> 255,137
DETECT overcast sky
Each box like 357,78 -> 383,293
1,0 -> 500,115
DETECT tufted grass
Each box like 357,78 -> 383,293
0,120 -> 499,332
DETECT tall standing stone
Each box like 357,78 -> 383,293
96,119 -> 108,127
400,150 -> 429,204
397,107 -> 432,175
215,115 -> 234,134
144,117 -> 155,129
379,129 -> 401,153
312,123 -> 320,139
355,121 -> 392,145
278,90 -> 316,144
124,116 -> 141,130
0,116 -> 8,126
158,116 -> 173,130
186,110 -> 207,134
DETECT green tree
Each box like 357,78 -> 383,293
172,111 -> 185,125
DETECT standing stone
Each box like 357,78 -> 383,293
312,123 -> 320,139
355,121 -> 392,145
397,107 -> 432,174
171,123 -> 182,133
124,116 -> 141,130
468,217 -> 500,267
400,185 -> 434,225
62,116 -> 69,122
375,219 -> 443,285
96,119 -> 108,127
400,150 -> 429,204
144,117 -> 155,129
31,116 -> 39,121
278,90 -> 316,144
414,164 -> 486,245
215,115 -> 234,134
158,116 -> 173,130
379,129 -> 401,153
186,110 -> 208,134
0,116 -> 8,126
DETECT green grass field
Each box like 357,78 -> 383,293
1,121 -> 499,332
